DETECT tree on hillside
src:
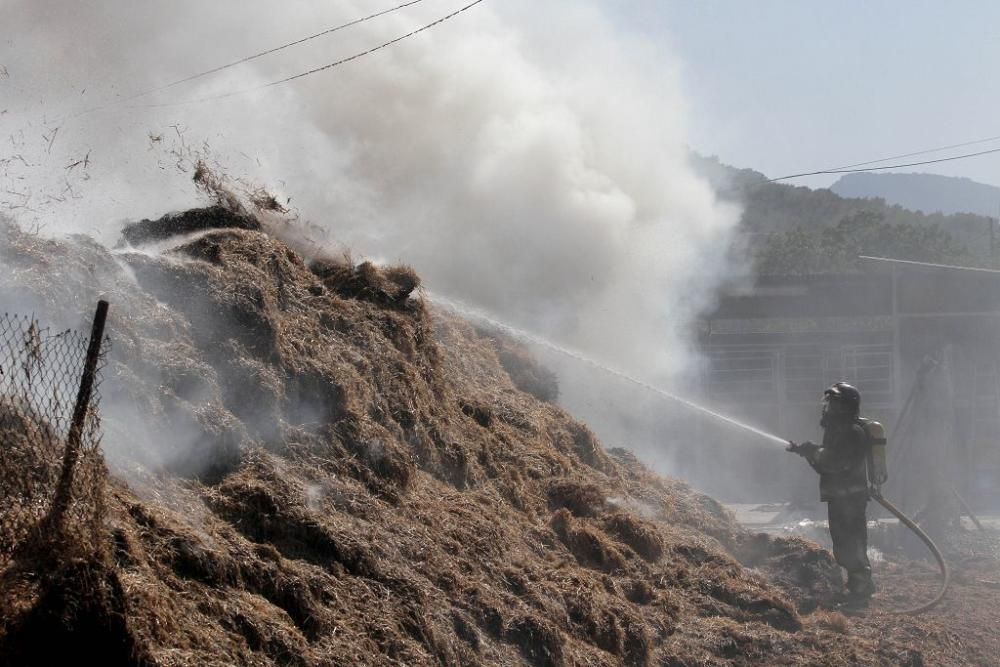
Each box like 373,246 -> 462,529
756,210 -> 973,275
689,153 -> 997,271
754,226 -> 819,275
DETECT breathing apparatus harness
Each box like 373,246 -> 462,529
788,383 -> 950,615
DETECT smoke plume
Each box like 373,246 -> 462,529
1,0 -> 743,474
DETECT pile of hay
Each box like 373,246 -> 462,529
0,210 -> 953,666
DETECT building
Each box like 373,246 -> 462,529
699,257 -> 1000,506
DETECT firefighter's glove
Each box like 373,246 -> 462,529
787,441 -> 819,460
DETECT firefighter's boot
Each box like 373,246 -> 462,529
847,568 -> 875,599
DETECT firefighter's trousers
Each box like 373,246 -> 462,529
827,494 -> 873,595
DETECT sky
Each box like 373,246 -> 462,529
606,0 -> 1000,189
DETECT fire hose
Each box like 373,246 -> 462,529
787,442 -> 950,614
869,489 -> 950,615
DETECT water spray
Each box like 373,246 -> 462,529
428,292 -> 789,448
430,291 -> 950,615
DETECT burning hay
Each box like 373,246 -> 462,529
0,208 -> 984,665
120,206 -> 261,247
309,259 -> 422,309
485,334 -> 560,403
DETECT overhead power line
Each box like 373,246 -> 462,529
123,0 -> 429,103
762,146 -> 1000,184
268,0 -> 484,87
1,0 -> 453,122
829,134 -> 1000,170
134,0 -> 487,110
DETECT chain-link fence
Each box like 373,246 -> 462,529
0,305 -> 109,563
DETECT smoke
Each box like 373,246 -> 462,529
1,1 -> 744,477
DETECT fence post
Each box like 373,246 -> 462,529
49,300 -> 109,527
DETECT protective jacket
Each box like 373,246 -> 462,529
805,420 -> 869,501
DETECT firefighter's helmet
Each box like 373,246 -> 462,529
823,381 -> 861,419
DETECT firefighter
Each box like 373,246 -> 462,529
788,382 -> 876,603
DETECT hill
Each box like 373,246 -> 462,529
690,155 -> 998,273
831,172 -> 1000,218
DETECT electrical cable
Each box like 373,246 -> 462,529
2,0 -> 482,122
762,147 -> 1000,184
830,135 -> 1000,171
132,0 -> 487,110
121,0 -> 430,103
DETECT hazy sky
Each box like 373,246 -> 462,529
607,1 -> 1000,189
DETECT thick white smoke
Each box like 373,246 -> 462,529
1,0 -> 743,469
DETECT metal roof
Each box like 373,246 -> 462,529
858,255 -> 1000,275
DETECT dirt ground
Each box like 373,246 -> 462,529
737,506 -> 1000,666
854,529 -> 1000,666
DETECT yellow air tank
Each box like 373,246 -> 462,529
861,419 -> 888,487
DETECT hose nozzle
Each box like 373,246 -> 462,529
787,441 -> 819,458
